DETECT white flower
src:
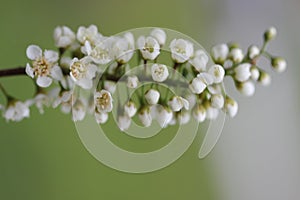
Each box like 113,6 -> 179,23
208,64 -> 225,83
77,24 -> 101,45
211,94 -> 224,109
145,89 -> 160,105
151,64 -> 169,82
53,26 -> 75,48
26,93 -> 50,114
177,111 -> 191,125
193,105 -> 206,122
170,39 -> 194,63
190,50 -> 208,72
248,45 -> 260,59
127,75 -> 139,88
189,72 -> 214,94
137,36 -> 160,60
138,106 -> 152,127
124,101 -> 137,117
3,101 -> 30,122
26,45 -> 63,87
69,57 -> 98,89
224,97 -> 238,118
207,84 -> 222,95
250,67 -> 260,81
206,106 -> 219,120
95,111 -> 108,124
264,26 -> 277,41
94,90 -> 113,113
72,98 -> 86,122
118,115 -> 131,131
258,71 -> 271,86
150,28 -> 167,46
103,80 -> 117,94
234,63 -> 252,82
111,36 -> 134,64
211,44 -> 229,63
84,40 -> 112,64
271,57 -> 287,73
155,105 -> 173,128
168,96 -> 189,112
229,48 -> 244,63
237,81 -> 255,96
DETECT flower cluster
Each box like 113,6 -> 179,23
0,26 -> 286,132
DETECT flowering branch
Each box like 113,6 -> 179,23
0,25 -> 286,132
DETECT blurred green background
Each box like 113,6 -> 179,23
1,0 -> 299,200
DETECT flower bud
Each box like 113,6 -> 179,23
211,44 -> 229,64
250,66 -> 260,81
264,26 -> 277,41
150,28 -> 167,46
168,96 -> 189,112
124,101 -> 137,117
177,111 -> 190,125
208,64 -> 225,83
234,63 -> 252,82
127,75 -> 139,88
258,71 -> 271,86
248,45 -> 260,59
224,97 -> 238,118
151,64 -> 169,82
237,81 -> 255,96
193,104 -> 206,122
145,89 -> 160,105
94,111 -> 108,124
211,94 -> 224,109
118,115 -> 131,131
229,48 -> 244,63
190,50 -> 208,72
138,106 -> 152,127
170,39 -> 194,63
271,57 -> 287,73
155,105 -> 173,128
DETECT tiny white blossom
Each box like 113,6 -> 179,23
151,64 -> 169,82
211,94 -> 224,109
84,40 -> 112,64
248,45 -> 260,59
224,97 -> 238,118
95,111 -> 108,124
229,48 -> 244,63
118,115 -> 131,131
193,104 -> 206,122
150,28 -> 167,46
207,84 -> 222,95
155,105 -> 173,128
237,81 -> 255,96
177,111 -> 191,125
26,93 -> 50,114
258,71 -> 271,86
124,101 -> 137,118
271,57 -> 287,73
185,94 -> 196,110
137,36 -> 160,60
208,64 -> 225,83
211,44 -> 229,63
127,75 -> 139,88
250,67 -> 260,81
111,36 -> 134,64
234,63 -> 252,82
69,57 -> 97,89
26,45 -> 63,87
77,24 -> 101,45
206,106 -> 219,120
52,90 -> 73,108
3,101 -> 30,122
138,106 -> 152,127
190,50 -> 208,72
189,72 -> 214,94
145,89 -> 160,105
72,98 -> 86,122
94,90 -> 113,113
170,39 -> 194,63
168,96 -> 189,112
53,26 -> 75,48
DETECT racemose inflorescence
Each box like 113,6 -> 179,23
0,25 -> 286,131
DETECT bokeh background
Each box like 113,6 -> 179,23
0,0 -> 299,199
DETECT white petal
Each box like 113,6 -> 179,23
44,50 -> 59,63
78,78 -> 93,89
50,65 -> 63,81
26,45 -> 42,60
25,63 -> 34,78
37,76 -> 52,87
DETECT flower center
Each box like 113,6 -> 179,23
70,61 -> 87,79
96,93 -> 110,109
32,57 -> 51,76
